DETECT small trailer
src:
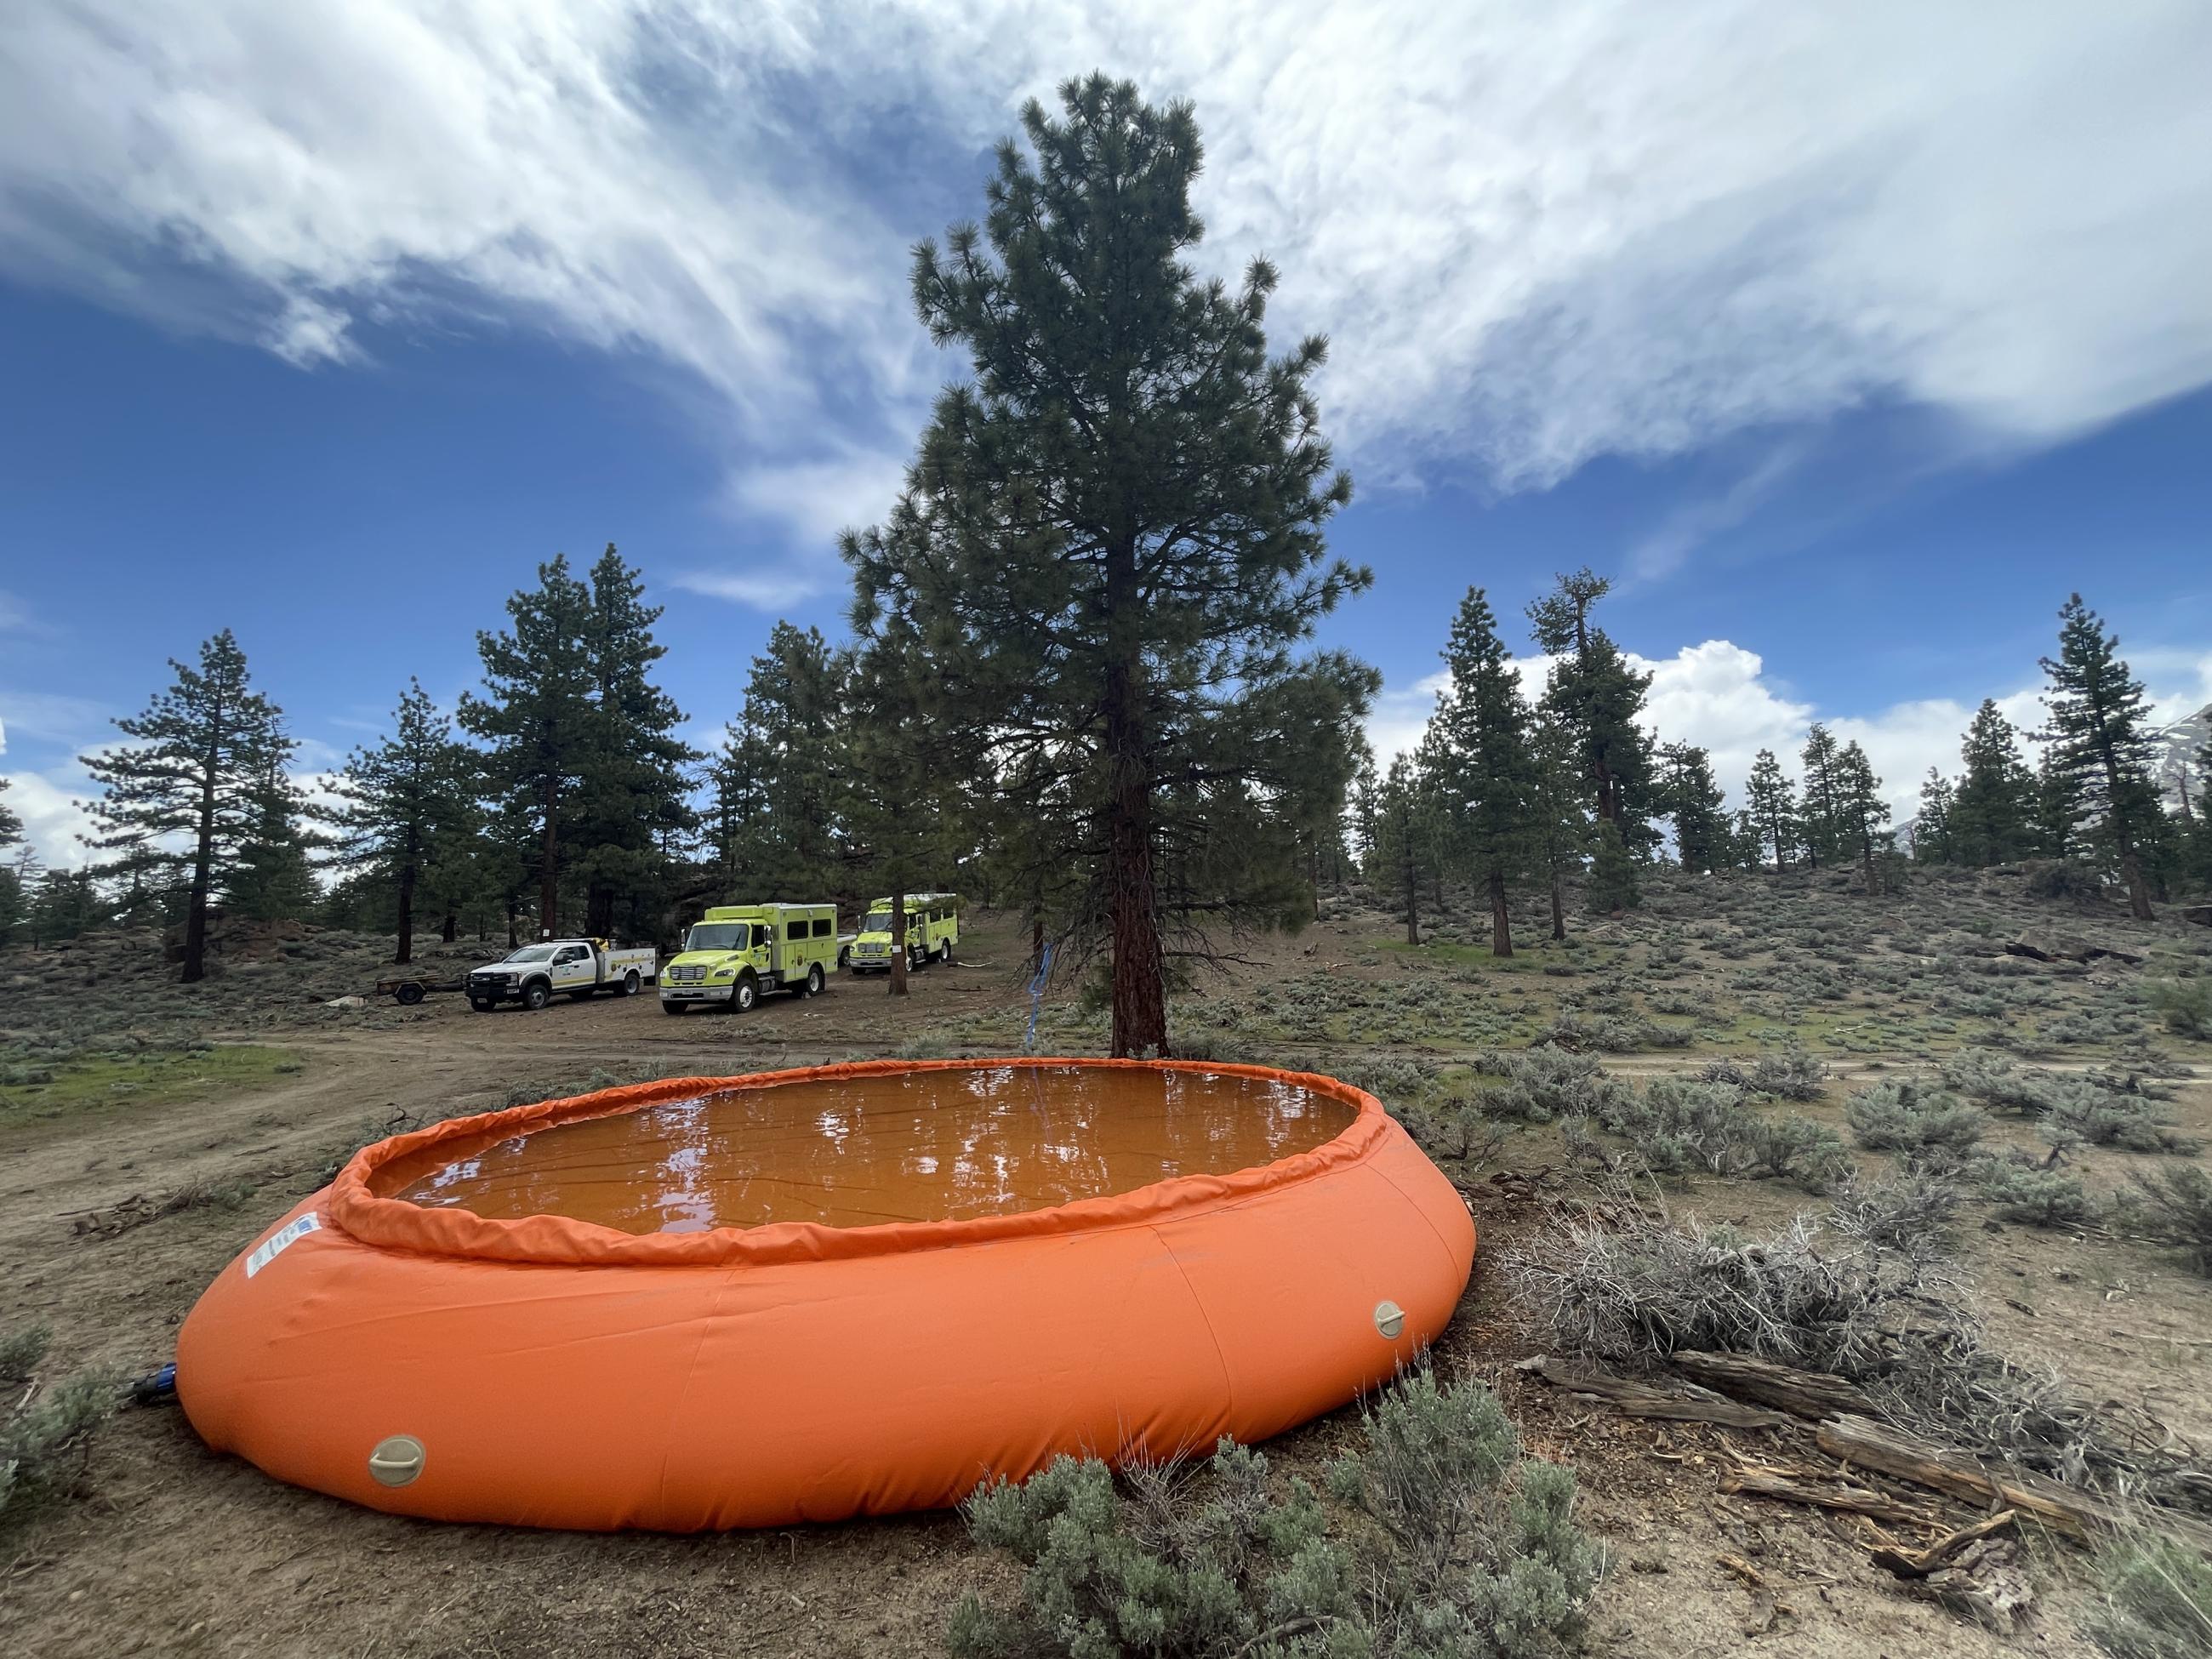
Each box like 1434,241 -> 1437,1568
465,939 -> 659,1012
373,973 -> 465,1006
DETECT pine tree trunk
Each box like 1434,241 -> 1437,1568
1488,868 -> 1514,957
442,907 -> 458,944
505,897 -> 519,949
2118,842 -> 2153,920
1402,825 -> 1420,947
395,858 -> 416,966
1550,865 -> 1566,941
888,890 -> 909,997
586,882 -> 613,940
1102,593 -> 1168,1058
181,716 -> 221,984
537,775 -> 560,938
1309,845 -> 1321,921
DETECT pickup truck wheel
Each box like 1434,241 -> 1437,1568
733,973 -> 759,1013
523,980 -> 551,1012
469,997 -> 494,1013
659,1001 -> 685,1017
805,963 -> 825,996
622,969 -> 641,996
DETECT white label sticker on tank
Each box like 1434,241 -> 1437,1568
245,1213 -> 320,1278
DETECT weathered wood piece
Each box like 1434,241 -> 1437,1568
1719,1465 -> 1936,1526
1514,1357 -> 1789,1429
1817,1415 -> 2212,1554
1669,1351 -> 1873,1420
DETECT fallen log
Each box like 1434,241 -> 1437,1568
1670,1352 -> 1873,1420
1816,1415 -> 2212,1554
1514,1357 -> 1789,1429
1719,1466 -> 1938,1526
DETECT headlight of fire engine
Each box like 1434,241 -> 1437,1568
712,967 -> 736,979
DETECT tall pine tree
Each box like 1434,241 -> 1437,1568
1742,748 -> 1799,874
1798,723 -> 1848,869
1913,769 -> 1957,864
2038,595 -> 2161,919
81,630 -> 287,981
226,709 -> 320,922
330,681 -> 479,964
573,545 -> 697,938
843,77 -> 1368,1056
714,622 -> 846,900
459,558 -> 596,939
1424,588 -> 1536,955
1834,739 -> 1891,895
1655,742 -> 1728,873
1527,568 -> 1654,847
1368,755 -> 1435,946
1951,699 -> 2037,865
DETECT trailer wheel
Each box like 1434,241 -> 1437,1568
523,980 -> 551,1012
622,969 -> 641,996
805,963 -> 825,997
395,981 -> 425,1006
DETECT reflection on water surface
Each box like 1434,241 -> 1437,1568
374,1066 -> 1354,1234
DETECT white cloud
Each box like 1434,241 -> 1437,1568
668,567 -> 828,612
719,448 -> 909,549
3,2 -> 2207,506
1,767 -> 100,869
0,687 -> 112,748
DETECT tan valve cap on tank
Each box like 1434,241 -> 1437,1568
368,1434 -> 426,1487
1373,1300 -> 1405,1340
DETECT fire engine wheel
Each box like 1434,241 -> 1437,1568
935,941 -> 953,965
622,970 -> 641,996
805,964 -> 825,996
733,974 -> 759,1013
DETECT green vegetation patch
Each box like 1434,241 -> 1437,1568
0,1042 -> 301,1134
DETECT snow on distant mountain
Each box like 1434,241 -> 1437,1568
2154,701 -> 2212,811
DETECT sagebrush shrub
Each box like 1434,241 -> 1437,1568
1,1354 -> 114,1524
1844,1079 -> 1985,1153
2145,978 -> 2211,1040
949,1370 -> 1600,1659
1594,1079 -> 1846,1190
1979,1156 -> 2098,1227
2121,1166 -> 2212,1275
1479,1048 -> 1628,1125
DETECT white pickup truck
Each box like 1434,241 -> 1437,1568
465,938 -> 658,1012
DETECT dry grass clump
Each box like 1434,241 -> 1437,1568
1505,1190 -> 2208,1513
2087,1534 -> 2212,1659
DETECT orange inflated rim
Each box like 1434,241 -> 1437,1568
325,1057 -> 1394,1268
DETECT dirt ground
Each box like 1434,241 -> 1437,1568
3,882 -> 2209,1657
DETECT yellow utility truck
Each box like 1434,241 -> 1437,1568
847,893 -> 961,975
659,902 -> 839,1015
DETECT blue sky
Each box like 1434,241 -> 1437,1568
3,2 -> 2209,864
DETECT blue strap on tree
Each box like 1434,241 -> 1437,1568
1023,942 -> 1054,1053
